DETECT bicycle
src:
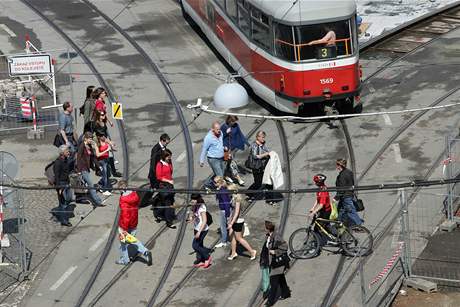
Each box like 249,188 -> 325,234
289,214 -> 373,259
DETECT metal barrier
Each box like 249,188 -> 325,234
446,135 -> 460,221
407,188 -> 460,286
0,175 -> 28,292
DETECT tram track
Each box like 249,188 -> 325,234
248,4 -> 460,306
17,1 -> 195,306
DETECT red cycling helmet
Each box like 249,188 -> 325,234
313,174 -> 327,185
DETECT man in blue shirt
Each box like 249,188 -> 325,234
200,121 -> 224,188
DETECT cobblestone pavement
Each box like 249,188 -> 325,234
0,182 -> 93,305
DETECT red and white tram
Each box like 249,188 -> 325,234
180,0 -> 362,115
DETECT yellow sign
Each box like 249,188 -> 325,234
111,102 -> 123,120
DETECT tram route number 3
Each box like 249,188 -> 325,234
320,78 -> 334,84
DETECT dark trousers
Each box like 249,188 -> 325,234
248,172 -> 282,203
192,230 -> 210,262
56,187 -> 71,223
157,182 -> 176,224
267,273 -> 291,305
248,171 -> 264,200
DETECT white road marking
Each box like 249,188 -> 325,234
49,266 -> 77,291
89,229 -> 111,252
392,143 -> 403,163
176,143 -> 196,163
382,114 -> 392,126
0,24 -> 16,37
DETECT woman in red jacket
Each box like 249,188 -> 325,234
117,180 -> 152,266
155,149 -> 176,229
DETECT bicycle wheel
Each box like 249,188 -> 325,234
289,227 -> 320,259
340,225 -> 373,257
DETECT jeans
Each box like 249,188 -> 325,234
81,170 -> 102,206
219,210 -> 228,243
98,160 -> 112,190
118,228 -> 148,264
193,230 -> 210,262
57,187 -> 72,223
339,197 -> 363,226
205,157 -> 224,188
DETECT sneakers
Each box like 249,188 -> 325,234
102,191 -> 112,196
115,260 -> 129,265
215,242 -> 228,248
250,250 -> 257,260
145,251 -> 153,266
326,240 -> 339,246
227,254 -> 238,261
237,177 -> 245,186
225,176 -> 233,183
193,262 -> 205,268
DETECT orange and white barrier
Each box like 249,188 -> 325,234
369,242 -> 404,287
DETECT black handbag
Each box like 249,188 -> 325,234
353,198 -> 365,212
271,252 -> 290,269
245,146 -> 266,171
53,133 -> 65,148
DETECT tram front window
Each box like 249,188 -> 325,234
296,19 -> 354,61
274,23 -> 296,61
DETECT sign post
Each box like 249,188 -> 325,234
112,102 -> 123,120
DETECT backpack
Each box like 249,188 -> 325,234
329,199 -> 338,220
44,161 -> 56,185
206,211 -> 213,226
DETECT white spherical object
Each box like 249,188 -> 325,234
214,82 -> 248,109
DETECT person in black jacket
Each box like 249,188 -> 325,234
53,145 -> 72,226
334,158 -> 363,226
264,221 -> 291,306
147,134 -> 170,217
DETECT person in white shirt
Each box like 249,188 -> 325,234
188,194 -> 212,268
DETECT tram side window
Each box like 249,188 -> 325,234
237,1 -> 250,37
251,8 -> 271,51
295,19 -> 354,61
274,23 -> 295,61
226,0 -> 238,21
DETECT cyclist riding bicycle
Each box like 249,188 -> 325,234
309,174 -> 331,219
309,174 -> 337,246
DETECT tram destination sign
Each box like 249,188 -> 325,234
7,54 -> 52,76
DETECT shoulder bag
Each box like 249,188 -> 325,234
353,197 -> 365,212
271,251 -> 290,269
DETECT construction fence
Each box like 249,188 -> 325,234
325,184 -> 459,307
0,47 -> 77,136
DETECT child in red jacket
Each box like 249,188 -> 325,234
117,180 -> 152,266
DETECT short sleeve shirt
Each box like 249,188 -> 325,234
194,204 -> 209,232
59,112 -> 73,135
317,188 -> 331,212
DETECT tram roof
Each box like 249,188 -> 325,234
251,0 -> 356,25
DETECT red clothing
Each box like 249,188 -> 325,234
95,99 -> 106,112
156,161 -> 173,182
98,142 -> 109,160
316,186 -> 331,212
118,191 -> 140,231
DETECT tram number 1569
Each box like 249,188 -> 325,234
320,78 -> 334,84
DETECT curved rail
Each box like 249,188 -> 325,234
73,1 -> 195,306
16,3 -> 131,307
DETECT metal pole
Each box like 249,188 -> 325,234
67,49 -> 75,125
51,58 -> 57,107
399,188 -> 411,276
446,135 -> 454,221
359,257 -> 367,307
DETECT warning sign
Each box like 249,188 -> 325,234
7,54 -> 52,76
112,102 -> 123,120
